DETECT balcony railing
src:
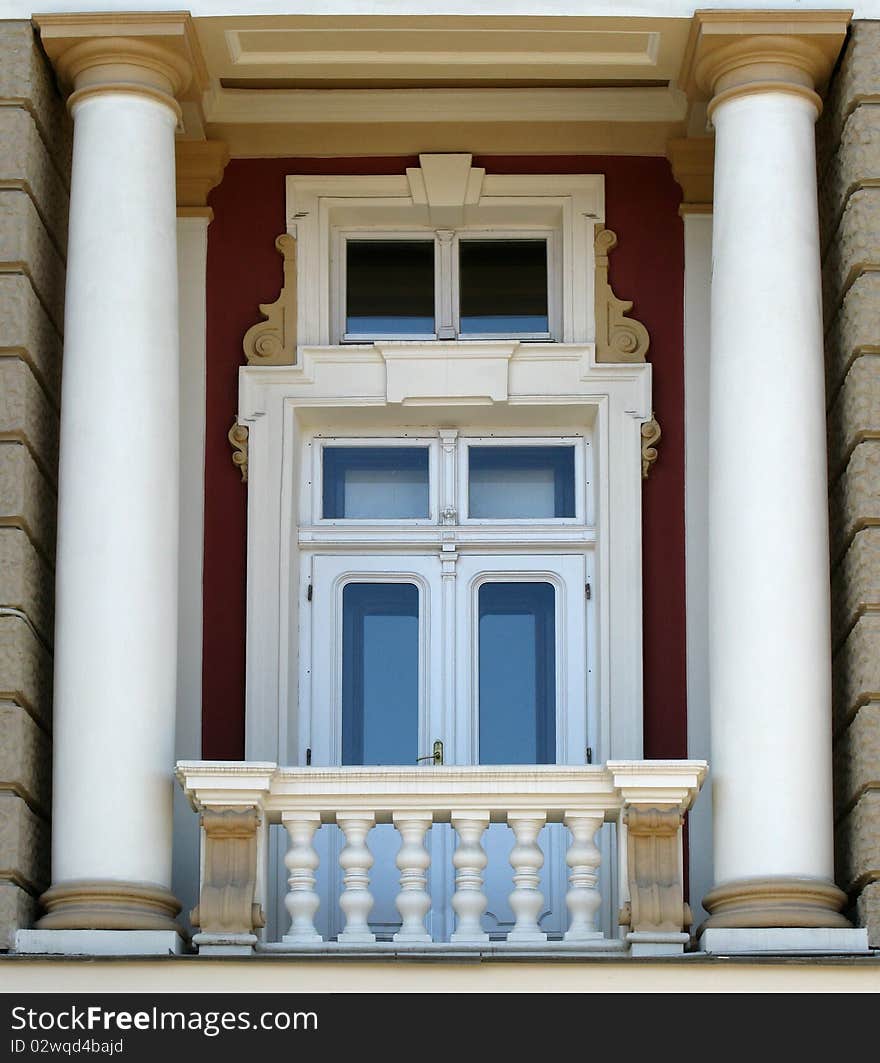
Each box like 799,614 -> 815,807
176,760 -> 707,956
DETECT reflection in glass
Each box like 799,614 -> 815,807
478,582 -> 555,765
323,447 -> 429,519
346,240 -> 435,336
468,446 -> 575,519
342,583 -> 419,765
459,239 -> 549,335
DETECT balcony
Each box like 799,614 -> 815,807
176,760 -> 707,957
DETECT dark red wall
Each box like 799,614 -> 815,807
203,156 -> 686,763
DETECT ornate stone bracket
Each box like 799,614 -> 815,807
191,808 -> 265,950
594,226 -> 650,363
619,805 -> 691,936
228,419 -> 248,482
242,233 -> 297,365
641,414 -> 661,479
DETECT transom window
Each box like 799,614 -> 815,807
313,435 -> 584,524
339,231 -> 553,343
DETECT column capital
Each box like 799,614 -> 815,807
679,9 -> 851,117
34,12 -> 208,118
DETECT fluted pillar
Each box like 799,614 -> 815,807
35,30 -> 192,933
692,23 -> 851,931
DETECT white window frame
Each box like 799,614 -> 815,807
457,433 -> 587,526
287,164 -> 604,347
311,434 -> 440,526
333,226 -> 561,344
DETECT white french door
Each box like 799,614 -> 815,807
305,548 -> 587,941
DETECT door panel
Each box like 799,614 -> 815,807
455,554 -> 587,938
308,555 -> 442,940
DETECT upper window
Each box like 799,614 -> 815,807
341,231 -> 552,343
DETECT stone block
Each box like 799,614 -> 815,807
0,274 -> 62,405
0,791 -> 49,895
818,23 -> 880,164
829,439 -> 880,565
0,701 -> 50,816
0,22 -> 72,178
836,788 -> 880,894
0,614 -> 52,729
855,878 -> 880,947
834,700 -> 880,815
0,359 -> 59,484
0,878 -> 37,949
0,527 -> 54,645
0,189 -> 65,333
825,272 -> 880,401
827,353 -> 880,482
0,441 -> 56,565
831,527 -> 880,650
821,186 -> 880,327
0,107 -> 69,256
833,612 -> 880,732
819,103 -> 880,255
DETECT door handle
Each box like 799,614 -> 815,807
416,739 -> 444,766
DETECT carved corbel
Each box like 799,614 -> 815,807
242,233 -> 297,365
594,226 -> 650,363
618,806 -> 691,935
191,808 -> 265,943
228,419 -> 248,482
641,414 -> 661,479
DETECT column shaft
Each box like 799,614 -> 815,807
706,85 -> 847,927
41,86 -> 181,930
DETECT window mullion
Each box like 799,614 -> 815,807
436,229 -> 456,339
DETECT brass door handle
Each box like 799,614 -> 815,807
416,739 -> 444,766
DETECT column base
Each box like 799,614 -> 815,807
35,879 -> 182,932
701,876 -> 851,930
15,929 -> 185,956
699,927 -> 870,955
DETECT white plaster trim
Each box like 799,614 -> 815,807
172,216 -> 209,930
238,342 -> 651,772
682,212 -> 713,926
286,168 -> 604,347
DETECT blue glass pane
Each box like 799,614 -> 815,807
478,582 -> 555,765
346,240 -> 435,336
342,583 -> 419,766
460,315 -> 549,334
468,446 -> 575,519
323,447 -> 429,519
460,239 -> 548,336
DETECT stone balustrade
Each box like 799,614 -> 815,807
176,760 -> 706,956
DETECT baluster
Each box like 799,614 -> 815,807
337,813 -> 376,943
392,811 -> 433,943
450,811 -> 490,944
506,812 -> 548,942
282,811 -> 322,943
563,812 -> 603,941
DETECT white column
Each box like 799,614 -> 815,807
702,42 -> 848,928
39,40 -> 191,931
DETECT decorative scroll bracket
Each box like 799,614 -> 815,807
228,419 -> 248,482
619,805 -> 691,937
191,807 -> 266,952
594,225 -> 650,364
242,233 -> 297,365
641,414 -> 661,479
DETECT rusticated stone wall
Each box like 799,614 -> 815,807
817,21 -> 880,946
0,21 -> 69,948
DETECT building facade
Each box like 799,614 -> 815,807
1,1 -> 879,990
